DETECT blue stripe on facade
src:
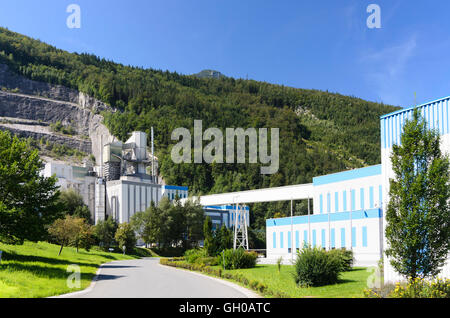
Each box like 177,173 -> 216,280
335,192 -> 339,212
362,226 -> 368,247
273,232 -> 276,249
341,228 -> 346,248
369,186 -> 374,209
303,230 -> 308,245
321,229 -> 326,248
343,190 -> 347,212
295,231 -> 299,249
331,228 -> 335,248
352,227 -> 356,248
312,230 -> 316,247
320,194 -> 323,214
288,231 -> 292,249
351,190 -> 356,211
327,193 -> 331,213
360,188 -> 365,210
163,185 -> 189,191
379,185 -> 382,208
280,232 -> 284,249
266,208 -> 382,227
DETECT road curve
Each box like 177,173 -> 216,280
64,258 -> 257,298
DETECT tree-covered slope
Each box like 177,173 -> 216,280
0,27 -> 400,204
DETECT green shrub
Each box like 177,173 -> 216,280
218,248 -> 257,269
329,248 -> 354,272
196,257 -> 219,266
293,246 -> 342,287
184,248 -> 208,264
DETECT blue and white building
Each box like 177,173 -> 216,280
265,95 -> 450,282
162,185 -> 189,201
203,205 -> 250,231
381,96 -> 450,282
266,165 -> 384,267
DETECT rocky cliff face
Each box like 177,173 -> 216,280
0,64 -> 116,163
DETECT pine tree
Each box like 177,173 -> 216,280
385,109 -> 450,280
203,216 -> 215,256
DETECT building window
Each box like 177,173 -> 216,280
321,229 -> 326,248
331,228 -> 336,248
362,226 -> 368,247
379,185 -> 383,208
351,190 -> 356,211
288,231 -> 292,249
303,230 -> 308,246
280,232 -> 284,249
341,228 -> 346,248
327,193 -> 331,213
360,188 -> 365,210
343,190 -> 347,212
369,186 -> 374,209
352,227 -> 357,248
335,192 -> 339,212
312,230 -> 316,247
295,231 -> 299,250
273,232 -> 276,249
320,194 -> 323,214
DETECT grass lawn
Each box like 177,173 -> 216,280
0,241 -> 150,298
213,264 -> 372,298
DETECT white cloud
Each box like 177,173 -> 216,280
359,35 -> 417,105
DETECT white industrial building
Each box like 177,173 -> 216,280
264,95 -> 450,282
42,131 -> 237,228
191,95 -> 450,283
42,95 -> 449,283
266,165 -> 384,267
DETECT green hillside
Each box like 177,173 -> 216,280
0,27 -> 400,229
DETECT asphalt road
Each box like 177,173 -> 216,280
66,258 -> 256,298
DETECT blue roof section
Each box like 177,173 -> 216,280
162,185 -> 189,191
266,208 -> 382,227
312,165 -> 382,186
380,95 -> 450,119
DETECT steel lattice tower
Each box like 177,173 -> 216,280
233,204 -> 249,250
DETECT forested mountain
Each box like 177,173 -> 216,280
0,27 -> 400,229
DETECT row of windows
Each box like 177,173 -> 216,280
272,226 -> 369,250
167,191 -> 188,200
318,186 -> 382,214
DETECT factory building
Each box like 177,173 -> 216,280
203,205 -> 250,231
42,131 -> 241,229
265,95 -> 450,282
381,96 -> 450,283
266,165 -> 383,267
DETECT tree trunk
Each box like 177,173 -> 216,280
58,243 -> 64,256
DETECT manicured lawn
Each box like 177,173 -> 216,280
0,241 -> 147,298
214,264 -> 372,298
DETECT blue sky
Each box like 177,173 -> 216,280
0,0 -> 449,107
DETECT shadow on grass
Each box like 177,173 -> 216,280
1,262 -> 97,280
2,253 -> 98,268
